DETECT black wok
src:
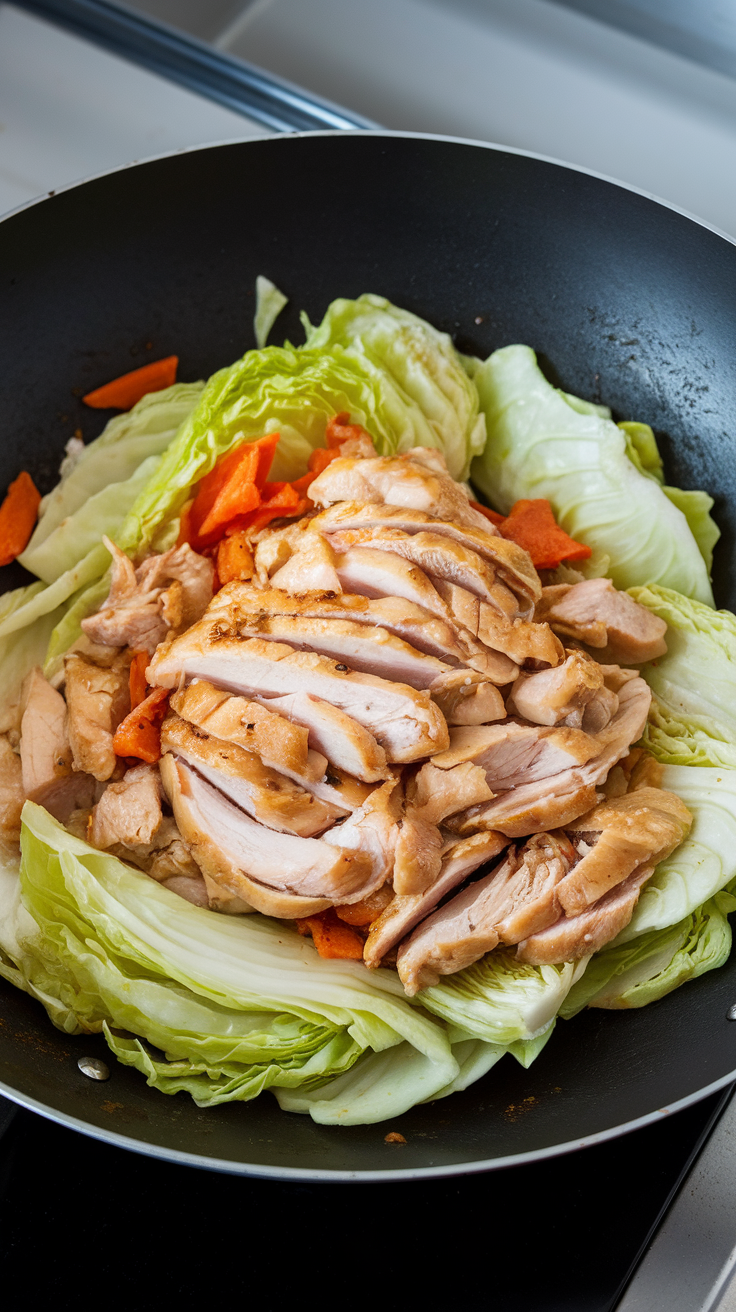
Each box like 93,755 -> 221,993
1,132 -> 735,1180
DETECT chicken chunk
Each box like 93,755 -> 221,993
82,538 -> 214,653
557,785 -> 692,916
392,760 -> 495,895
270,533 -> 342,594
64,652 -> 129,781
429,670 -> 506,725
19,667 -> 95,821
516,866 -> 653,964
264,692 -> 389,782
88,762 -> 162,849
432,580 -> 562,668
308,452 -> 495,531
535,578 -> 667,664
507,649 -> 618,732
169,679 -> 318,781
0,736 -> 25,845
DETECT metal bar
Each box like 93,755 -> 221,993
9,0 -> 377,133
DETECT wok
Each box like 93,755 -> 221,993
1,132 -> 735,1180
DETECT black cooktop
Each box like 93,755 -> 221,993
0,1089 -> 727,1310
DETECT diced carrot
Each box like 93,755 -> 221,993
226,482 -> 305,537
82,356 -> 178,410
499,499 -> 592,570
335,886 -> 394,926
0,470 -> 41,566
470,499 -> 505,527
325,411 -> 372,449
290,470 -> 317,497
216,532 -> 255,585
113,687 -> 169,763
176,499 -> 194,548
128,650 -> 149,710
308,446 -> 343,477
295,910 -> 365,960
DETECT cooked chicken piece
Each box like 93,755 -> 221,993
88,762 -> 162,849
253,517 -> 312,585
433,721 -> 600,787
535,578 -> 668,664
263,692 -> 388,782
429,670 -> 507,724
507,649 -> 618,732
322,779 -> 399,895
0,735 -> 25,845
453,674 -> 651,837
517,866 -> 653,964
557,786 -> 691,916
19,667 -> 95,821
64,652 -> 129,781
335,545 -> 448,615
161,753 -> 381,915
158,873 -> 210,906
308,452 -> 495,531
200,872 -> 255,914
82,538 -> 214,653
393,760 -> 495,895
432,579 -> 561,668
161,713 -> 343,836
148,831 -> 204,883
336,529 -> 504,606
300,767 -> 376,814
169,679 -> 318,781
364,831 -> 508,967
311,503 -> 541,607
270,533 -> 342,594
149,630 -> 449,763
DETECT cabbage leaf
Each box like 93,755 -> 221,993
254,275 -> 288,350
472,345 -> 714,603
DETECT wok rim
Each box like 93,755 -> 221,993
1,128 -> 735,1179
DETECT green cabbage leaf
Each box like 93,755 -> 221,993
472,345 -> 714,603
0,804 -> 458,1124
0,584 -> 66,733
303,294 -> 486,480
254,275 -> 288,350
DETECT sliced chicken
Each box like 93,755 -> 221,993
335,545 -> 448,615
393,760 -> 496,895
364,831 -> 508,967
507,649 -> 618,732
310,503 -> 541,607
270,533 -> 342,594
82,538 -> 214,653
253,517 -> 312,586
200,872 -> 255,914
516,866 -> 654,964
169,680 -> 319,781
535,578 -> 668,664
334,528 -> 507,607
157,874 -> 210,907
452,674 -> 652,837
160,713 -> 344,837
557,786 -> 692,916
0,736 -> 25,845
308,452 -> 495,531
149,631 -> 449,763
432,580 -> 562,668
433,721 -> 600,789
20,667 -> 95,821
88,762 -> 162,849
429,670 -> 507,725
264,692 -> 388,782
64,652 -> 129,782
322,779 -> 399,896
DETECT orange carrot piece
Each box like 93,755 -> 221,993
113,687 -> 169,763
176,499 -> 194,548
290,470 -> 317,497
216,532 -> 255,585
295,910 -> 365,960
308,446 -> 343,477
470,499 -> 505,527
499,499 -> 592,570
325,411 -> 372,449
225,482 -> 304,537
188,433 -> 280,548
128,651 -> 149,710
0,471 -> 41,566
335,886 -> 394,927
82,356 -> 178,410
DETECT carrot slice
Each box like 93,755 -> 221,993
308,446 -> 343,477
83,356 -> 178,410
295,910 -> 364,959
0,471 -> 41,566
188,433 -> 279,548
128,650 -> 149,710
225,482 -> 305,537
470,499 -> 505,527
216,532 -> 255,585
325,411 -> 372,449
113,687 -> 169,763
499,499 -> 592,570
335,886 -> 394,926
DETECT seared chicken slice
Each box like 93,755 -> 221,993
432,580 -> 562,668
516,866 -> 654,964
333,528 -> 510,607
310,503 -> 541,607
335,546 -> 448,617
64,652 -> 130,781
169,679 -> 319,781
88,762 -> 162,849
0,736 -> 25,846
557,785 -> 691,916
270,533 -> 342,594
83,538 -> 214,653
393,760 -> 495,895
364,831 -> 508,967
161,714 -> 344,837
535,578 -> 667,664
264,692 -> 388,782
432,721 -> 600,788
308,452 -> 495,531
452,674 -> 651,837
20,667 -> 95,820
149,631 -> 449,763
429,670 -> 506,724
161,754 -> 373,914
507,649 -> 618,732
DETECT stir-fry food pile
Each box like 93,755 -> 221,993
0,290 -> 734,1123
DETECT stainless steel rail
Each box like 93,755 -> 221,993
9,0 -> 377,132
